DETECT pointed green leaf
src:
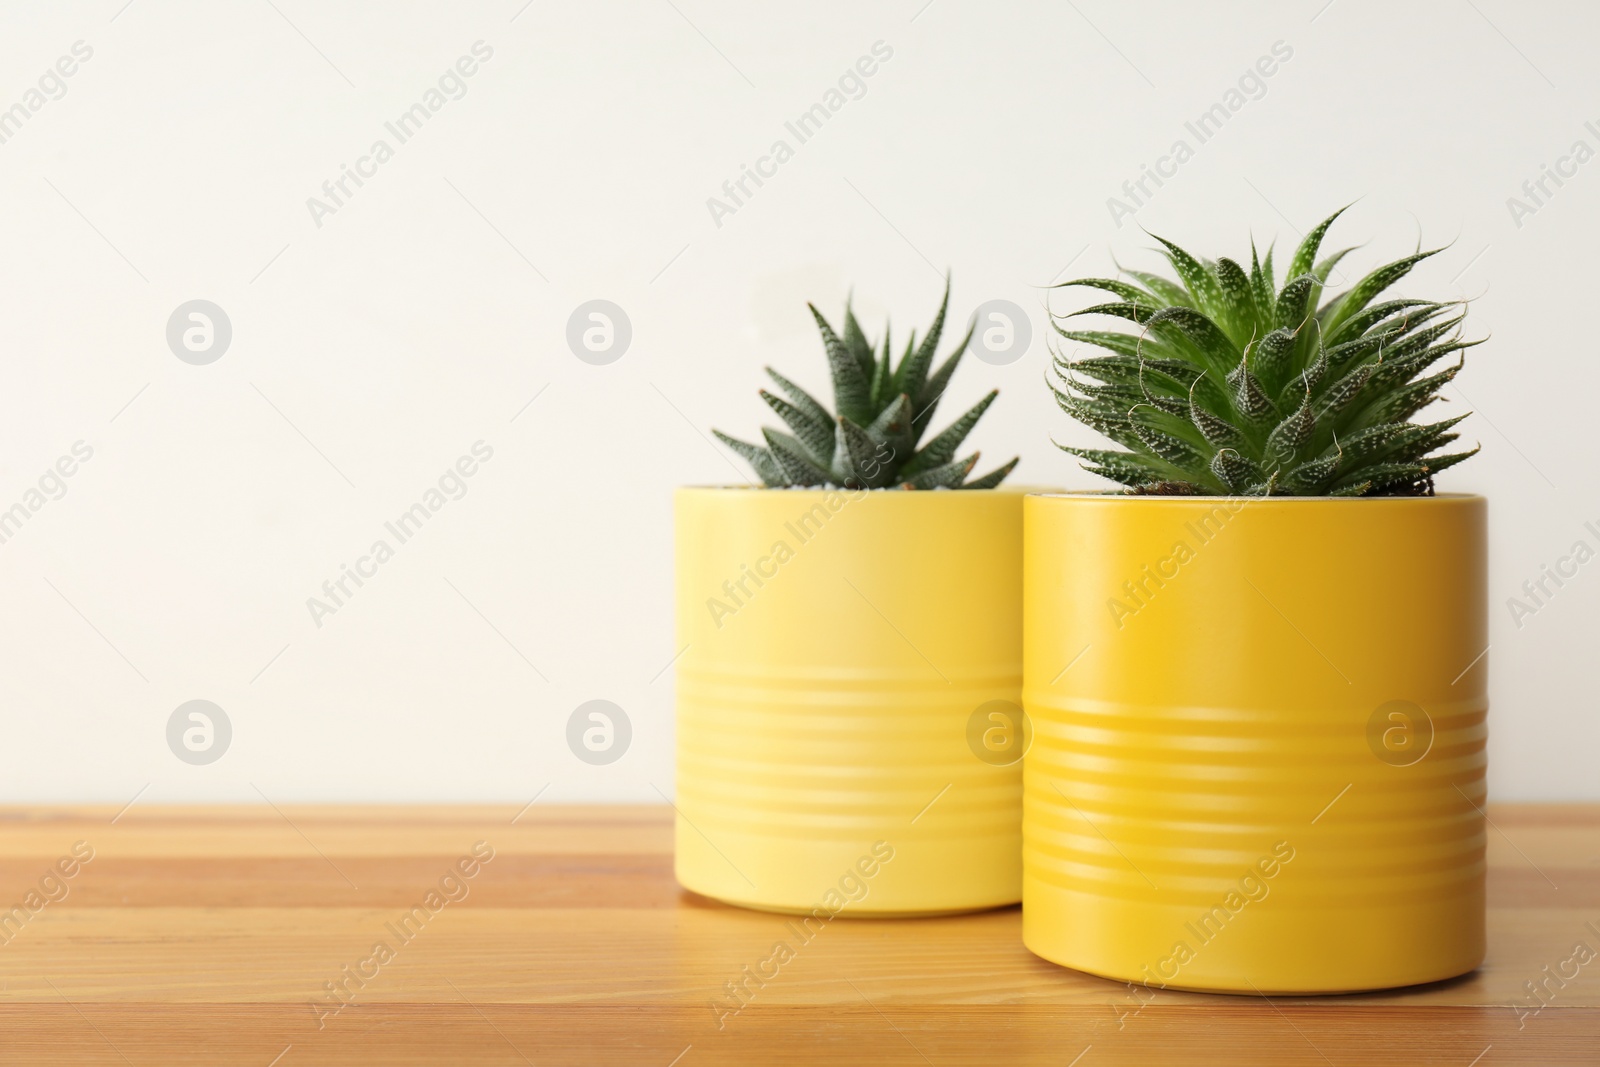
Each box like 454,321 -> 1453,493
1266,392 -> 1315,465
904,389 -> 997,476
763,427 -> 831,486
1424,445 -> 1480,476
1249,240 -> 1275,321
1351,359 -> 1465,428
962,456 -> 1018,489
760,389 -> 833,465
1365,337 -> 1480,395
1343,461 -> 1429,494
713,430 -> 785,486
1210,448 -> 1263,493
1152,235 -> 1227,316
1275,273 -> 1318,331
1313,362 -> 1374,425
1060,446 -> 1175,485
1050,277 -> 1153,303
1050,384 -> 1144,451
1331,421 -> 1419,466
1319,249 -> 1443,336
1324,329 -> 1398,371
1280,341 -> 1328,407
1249,327 -> 1300,394
1314,246 -> 1357,285
1144,306 -> 1237,375
1050,328 -> 1146,358
1125,268 -> 1194,307
891,279 -> 950,400
1061,352 -> 1197,386
841,301 -> 876,382
902,451 -> 978,490
1243,469 -> 1282,496
1387,413 -> 1471,463
914,317 -> 976,439
1133,422 -> 1210,469
1286,206 -> 1349,283
1325,299 -> 1442,347
864,393 -> 915,468
1190,386 -> 1248,450
1213,257 -> 1256,344
1282,451 -> 1341,494
864,391 -> 912,439
1227,360 -> 1279,428
1141,382 -> 1190,417
1067,301 -> 1158,325
870,323 -> 893,409
765,366 -> 832,429
809,304 -> 874,425
831,417 -> 890,488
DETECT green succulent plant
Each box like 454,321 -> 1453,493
1048,207 -> 1482,496
715,281 -> 1018,489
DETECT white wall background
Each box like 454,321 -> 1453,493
0,0 -> 1594,804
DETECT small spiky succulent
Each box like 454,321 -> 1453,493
716,282 -> 1018,489
1048,208 -> 1482,496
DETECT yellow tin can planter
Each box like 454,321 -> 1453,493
675,486 -> 1026,915
1022,492 -> 1487,993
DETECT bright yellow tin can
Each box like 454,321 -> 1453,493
674,486 -> 1026,915
1022,493 -> 1487,992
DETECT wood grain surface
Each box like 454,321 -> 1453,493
0,804 -> 1595,1065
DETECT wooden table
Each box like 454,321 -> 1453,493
0,804 -> 1594,1065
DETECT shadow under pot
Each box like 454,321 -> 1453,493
1022,492 -> 1487,993
673,486 -> 1026,916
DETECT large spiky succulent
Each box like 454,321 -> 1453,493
1048,208 -> 1482,496
715,282 -> 1018,489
